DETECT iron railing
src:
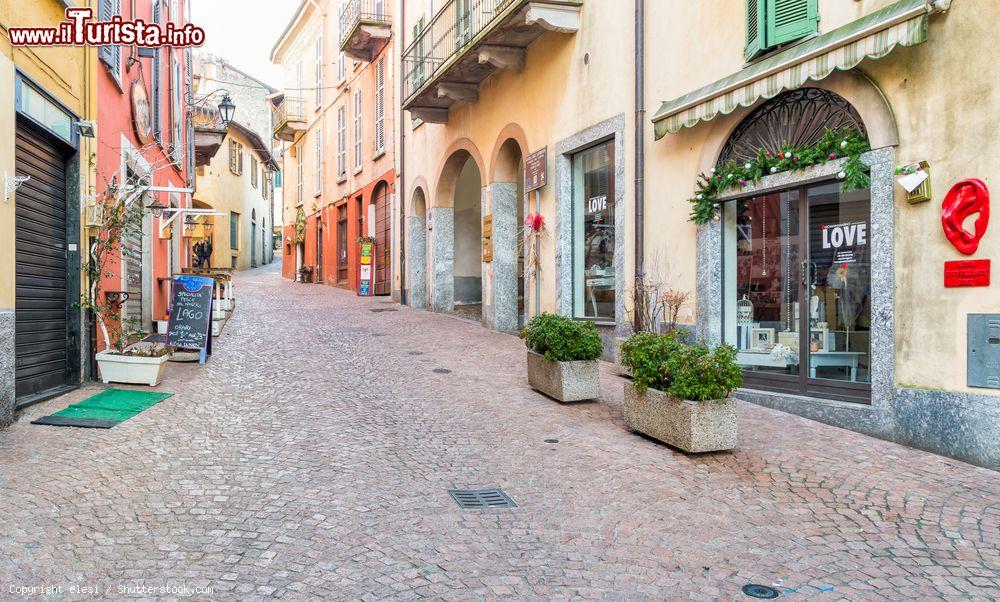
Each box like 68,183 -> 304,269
339,0 -> 392,48
402,0 -> 517,102
272,97 -> 305,135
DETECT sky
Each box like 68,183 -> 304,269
190,0 -> 301,87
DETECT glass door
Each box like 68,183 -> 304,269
724,181 -> 871,402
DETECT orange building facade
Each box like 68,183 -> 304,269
271,0 -> 396,295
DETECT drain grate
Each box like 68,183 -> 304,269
742,584 -> 779,599
409,351 -> 424,356
432,368 -> 451,374
370,308 -> 398,313
448,488 -> 517,509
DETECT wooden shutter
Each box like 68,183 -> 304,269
375,59 -> 385,152
98,0 -> 122,78
151,3 -> 161,141
745,0 -> 766,60
766,0 -> 818,48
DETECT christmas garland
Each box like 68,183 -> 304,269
688,128 -> 871,224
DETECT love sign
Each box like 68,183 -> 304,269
822,221 -> 868,250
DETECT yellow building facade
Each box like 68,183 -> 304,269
1,0 -> 96,420
399,0 -> 997,467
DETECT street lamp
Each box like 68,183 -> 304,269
217,93 -> 236,125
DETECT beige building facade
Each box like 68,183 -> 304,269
398,0 -> 998,467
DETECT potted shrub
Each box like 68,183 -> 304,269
620,333 -> 743,453
82,181 -> 172,387
521,313 -> 603,402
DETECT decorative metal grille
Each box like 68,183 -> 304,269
448,488 -> 517,509
717,88 -> 868,167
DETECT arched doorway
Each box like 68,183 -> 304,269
407,187 -> 428,309
718,87 -> 874,402
372,181 -> 392,295
490,138 -> 526,331
452,156 -> 483,320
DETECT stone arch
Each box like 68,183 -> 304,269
433,138 -> 486,209
696,70 -> 899,175
489,123 -> 529,183
407,186 -> 429,310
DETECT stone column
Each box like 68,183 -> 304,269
407,215 -> 428,310
0,309 -> 14,428
489,182 -> 519,331
696,220 -> 722,345
429,207 -> 454,313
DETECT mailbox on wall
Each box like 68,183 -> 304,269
968,314 -> 1000,389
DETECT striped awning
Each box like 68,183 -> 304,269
652,0 -> 945,139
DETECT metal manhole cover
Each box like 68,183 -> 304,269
544,439 -> 559,444
409,351 -> 424,356
448,488 -> 517,509
432,368 -> 451,374
742,584 -> 779,599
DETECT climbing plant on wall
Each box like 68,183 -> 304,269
688,128 -> 871,224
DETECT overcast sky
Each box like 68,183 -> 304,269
190,0 -> 301,87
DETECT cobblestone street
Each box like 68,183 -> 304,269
0,263 -> 997,600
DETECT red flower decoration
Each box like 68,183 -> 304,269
829,153 -> 837,159
525,212 -> 545,232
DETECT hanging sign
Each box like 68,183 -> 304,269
359,240 -> 374,296
130,78 -> 152,145
944,259 -> 991,288
525,147 -> 547,192
165,275 -> 214,350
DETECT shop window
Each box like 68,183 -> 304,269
572,140 -> 615,321
723,182 -> 872,402
745,0 -> 818,60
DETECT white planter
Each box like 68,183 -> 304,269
155,320 -> 169,334
622,382 -> 737,453
526,351 -> 600,402
96,352 -> 169,387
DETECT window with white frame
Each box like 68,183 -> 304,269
315,129 -> 323,195
354,90 -> 362,171
296,146 -> 304,205
337,105 -> 347,179
375,58 -> 386,154
314,35 -> 323,108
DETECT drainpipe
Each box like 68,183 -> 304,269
634,0 -> 645,286
398,0 -> 407,305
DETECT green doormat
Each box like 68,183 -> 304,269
31,388 -> 173,429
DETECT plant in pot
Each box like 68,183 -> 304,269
83,181 -> 172,387
521,313 -> 603,402
620,333 -> 743,452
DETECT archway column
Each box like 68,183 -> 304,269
486,182 -> 519,331
429,206 -> 454,312
407,214 -> 427,309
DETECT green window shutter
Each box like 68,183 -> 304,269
766,0 -> 818,47
744,0 -> 766,60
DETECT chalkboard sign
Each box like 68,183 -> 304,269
165,275 -> 214,350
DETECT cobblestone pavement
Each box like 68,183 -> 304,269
1,263 -> 997,601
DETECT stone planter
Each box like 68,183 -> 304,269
526,351 -> 600,402
622,382 -> 736,452
96,352 -> 169,387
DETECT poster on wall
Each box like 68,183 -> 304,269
359,241 -> 373,297
819,221 -> 868,265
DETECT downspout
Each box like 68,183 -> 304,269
634,0 -> 645,286
398,0 -> 407,304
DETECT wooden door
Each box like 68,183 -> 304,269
372,184 -> 391,296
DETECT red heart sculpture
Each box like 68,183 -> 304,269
941,179 -> 990,255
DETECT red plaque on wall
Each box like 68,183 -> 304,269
944,259 -> 991,288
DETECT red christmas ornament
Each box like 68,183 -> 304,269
942,179 -> 990,255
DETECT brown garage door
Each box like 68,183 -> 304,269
373,183 -> 391,296
14,122 -> 71,401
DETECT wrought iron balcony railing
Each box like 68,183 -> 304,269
272,97 -> 306,141
339,0 -> 392,61
402,0 -> 517,102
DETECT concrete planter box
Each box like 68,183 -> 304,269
96,352 -> 169,387
622,382 -> 736,453
526,351 -> 600,402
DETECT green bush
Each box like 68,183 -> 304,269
665,342 -> 743,401
619,331 -> 682,394
620,332 -> 743,401
521,313 -> 604,362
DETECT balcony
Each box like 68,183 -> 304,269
339,0 -> 392,62
272,97 -> 306,142
401,0 -> 581,124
